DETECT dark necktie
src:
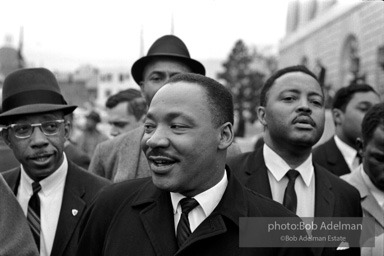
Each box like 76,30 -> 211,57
27,182 -> 41,251
176,197 -> 199,247
283,169 -> 300,213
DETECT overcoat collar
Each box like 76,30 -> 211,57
131,167 -> 248,255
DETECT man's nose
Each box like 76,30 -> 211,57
30,126 -> 49,147
297,99 -> 312,113
110,126 -> 120,137
145,126 -> 170,149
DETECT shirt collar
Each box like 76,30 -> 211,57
360,166 -> 384,208
263,144 -> 314,186
170,170 -> 228,217
334,135 -> 357,168
20,153 -> 68,197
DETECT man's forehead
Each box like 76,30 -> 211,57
151,82 -> 205,107
144,58 -> 192,74
8,112 -> 63,123
273,72 -> 322,92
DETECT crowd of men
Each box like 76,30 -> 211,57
0,34 -> 382,256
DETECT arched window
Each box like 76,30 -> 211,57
287,0 -> 300,33
308,0 -> 317,20
340,35 -> 363,87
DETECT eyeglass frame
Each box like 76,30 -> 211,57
3,119 -> 66,139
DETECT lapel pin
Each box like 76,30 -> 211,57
72,209 -> 78,216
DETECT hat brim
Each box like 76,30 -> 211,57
131,54 -> 206,85
0,104 -> 77,124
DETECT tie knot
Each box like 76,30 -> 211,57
32,182 -> 41,194
356,152 -> 362,164
179,198 -> 199,214
286,169 -> 300,181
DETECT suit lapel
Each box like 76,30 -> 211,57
178,168 -> 247,254
133,182 -> 178,256
362,196 -> 384,228
2,167 -> 21,195
115,126 -> 150,182
246,149 -> 273,198
176,214 -> 227,255
347,171 -> 384,228
311,164 -> 334,256
51,163 -> 86,256
326,138 -> 350,174
314,164 -> 334,217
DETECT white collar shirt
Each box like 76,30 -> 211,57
17,154 -> 68,256
171,170 -> 228,234
263,144 -> 315,218
334,135 -> 359,172
360,166 -> 384,209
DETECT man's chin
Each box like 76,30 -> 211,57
292,137 -> 319,148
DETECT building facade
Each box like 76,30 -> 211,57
96,68 -> 140,108
279,0 -> 384,96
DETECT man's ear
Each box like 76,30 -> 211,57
332,108 -> 343,126
64,121 -> 71,140
1,129 -> 12,147
257,106 -> 267,126
356,137 -> 364,157
218,122 -> 234,150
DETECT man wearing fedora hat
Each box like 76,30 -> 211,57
0,68 -> 111,256
89,35 -> 241,182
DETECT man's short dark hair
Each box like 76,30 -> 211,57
105,89 -> 147,121
166,73 -> 234,127
361,102 -> 384,143
332,83 -> 378,111
260,65 -> 320,107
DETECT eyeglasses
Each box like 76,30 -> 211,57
5,120 -> 65,139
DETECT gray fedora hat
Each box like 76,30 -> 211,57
0,68 -> 77,124
131,35 -> 205,85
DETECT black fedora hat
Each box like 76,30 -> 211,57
131,35 -> 205,85
0,68 -> 77,124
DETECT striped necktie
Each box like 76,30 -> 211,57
176,197 -> 199,247
28,182 -> 41,251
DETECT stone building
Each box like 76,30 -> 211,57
279,0 -> 384,96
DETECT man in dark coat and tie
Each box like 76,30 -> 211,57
0,68 -> 111,256
76,73 -> 312,256
227,65 -> 363,256
313,83 -> 380,176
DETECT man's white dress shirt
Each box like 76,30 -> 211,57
171,170 -> 228,234
17,154 -> 68,256
264,144 -> 315,218
334,135 -> 360,172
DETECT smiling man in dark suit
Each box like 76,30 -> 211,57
76,73 -> 312,256
0,68 -> 111,256
227,65 -> 362,256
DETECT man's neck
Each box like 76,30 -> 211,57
335,128 -> 357,150
265,140 -> 312,169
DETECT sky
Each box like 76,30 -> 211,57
0,0 -> 289,72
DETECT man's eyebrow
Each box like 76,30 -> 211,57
166,112 -> 195,123
145,111 -> 196,124
149,70 -> 166,75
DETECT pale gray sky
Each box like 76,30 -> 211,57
0,0 -> 289,71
